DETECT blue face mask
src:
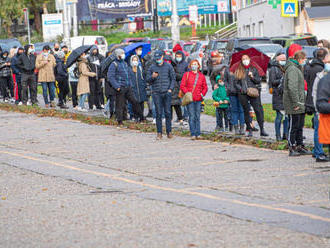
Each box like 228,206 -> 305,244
176,57 -> 182,62
279,61 -> 286,66
324,63 -> 330,72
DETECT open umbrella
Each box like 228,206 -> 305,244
100,53 -> 117,77
230,47 -> 270,77
123,42 -> 151,59
66,45 -> 92,68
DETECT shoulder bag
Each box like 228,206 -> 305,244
182,72 -> 199,106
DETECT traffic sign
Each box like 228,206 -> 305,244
281,0 -> 298,17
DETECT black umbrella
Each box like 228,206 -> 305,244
100,53 -> 117,77
66,45 -> 92,68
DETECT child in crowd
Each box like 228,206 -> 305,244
212,75 -> 230,132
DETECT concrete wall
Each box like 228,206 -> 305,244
237,1 -> 296,37
312,19 -> 330,40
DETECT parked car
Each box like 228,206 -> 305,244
148,38 -> 165,50
121,37 -> 145,44
34,42 -> 55,55
203,39 -> 228,75
182,42 -> 195,56
0,38 -> 22,50
225,37 -> 273,57
158,40 -> 173,56
271,34 -> 318,48
69,36 -> 108,56
247,43 -> 283,59
188,40 -> 209,68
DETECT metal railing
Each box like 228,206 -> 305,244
214,21 -> 237,35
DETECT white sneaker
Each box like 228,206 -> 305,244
10,98 -> 15,103
4,99 -> 8,103
92,105 -> 97,110
77,106 -> 82,111
27,101 -> 32,106
18,102 -> 23,106
81,108 -> 88,112
100,104 -> 105,109
152,119 -> 156,124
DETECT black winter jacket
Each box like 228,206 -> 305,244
146,62 -> 175,94
171,51 -> 188,105
17,52 -> 36,75
88,49 -> 104,80
0,54 -> 11,78
305,58 -> 324,114
316,73 -> 330,114
54,57 -> 68,81
234,66 -> 261,95
269,61 -> 285,111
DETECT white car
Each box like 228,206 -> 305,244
69,36 -> 108,56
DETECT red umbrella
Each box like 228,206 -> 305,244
230,48 -> 270,77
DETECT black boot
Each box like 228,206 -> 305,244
229,124 -> 233,132
282,133 -> 288,140
297,145 -> 313,156
260,129 -> 269,137
276,135 -> 282,141
289,146 -> 301,157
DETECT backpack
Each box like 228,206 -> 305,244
73,66 -> 80,78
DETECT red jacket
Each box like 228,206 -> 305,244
180,71 -> 208,102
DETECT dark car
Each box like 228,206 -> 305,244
203,39 -> 228,75
0,38 -> 22,50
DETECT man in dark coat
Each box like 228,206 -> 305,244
147,50 -> 176,139
88,46 -> 105,110
268,53 -> 288,141
17,44 -> 37,105
171,50 -> 188,124
0,51 -> 13,102
11,47 -> 24,104
54,51 -> 69,109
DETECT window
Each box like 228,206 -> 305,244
252,23 -> 256,37
259,21 -> 264,37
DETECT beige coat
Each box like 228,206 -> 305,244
77,58 -> 96,96
35,53 -> 56,82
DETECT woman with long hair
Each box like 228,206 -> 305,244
234,54 -> 268,137
180,60 -> 208,139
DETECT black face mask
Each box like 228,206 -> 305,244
54,48 -> 59,51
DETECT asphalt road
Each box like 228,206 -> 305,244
0,110 -> 329,247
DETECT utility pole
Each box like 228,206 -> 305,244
73,1 -> 78,36
62,0 -> 70,45
171,0 -> 180,43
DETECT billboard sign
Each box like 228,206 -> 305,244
157,0 -> 230,16
77,0 -> 152,21
42,14 -> 63,41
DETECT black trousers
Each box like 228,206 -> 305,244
238,93 -> 264,131
88,77 -> 101,108
115,87 -> 142,123
217,107 -> 229,128
21,73 -> 37,104
99,86 -> 105,105
288,113 -> 305,147
0,76 -> 13,100
57,78 -> 70,105
70,81 -> 78,107
171,105 -> 183,121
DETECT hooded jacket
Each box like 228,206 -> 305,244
212,82 -> 229,109
268,60 -> 285,111
17,45 -> 36,75
11,50 -> 23,76
305,58 -> 324,113
171,51 -> 189,105
54,56 -> 68,81
0,52 -> 11,78
88,47 -> 104,80
77,58 -> 96,95
283,60 -> 306,115
108,58 -> 131,89
129,56 -> 147,103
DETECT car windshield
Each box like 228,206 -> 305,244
183,44 -> 194,53
253,45 -> 282,54
167,42 -> 173,50
238,39 -> 272,46
293,38 -> 318,46
216,41 -> 227,50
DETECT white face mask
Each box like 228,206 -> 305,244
242,59 -> 250,66
132,60 -> 139,67
279,60 -> 286,66
28,48 -> 34,54
191,65 -> 198,71
120,54 -> 125,60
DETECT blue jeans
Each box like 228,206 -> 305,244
79,93 -> 89,109
152,92 -> 172,134
229,95 -> 244,126
275,110 -> 288,137
313,114 -> 325,158
152,97 -> 164,119
187,101 -> 201,137
41,82 -> 55,105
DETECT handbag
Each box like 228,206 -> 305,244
244,71 -> 259,98
182,72 -> 199,106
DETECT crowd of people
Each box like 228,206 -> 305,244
0,39 -> 329,162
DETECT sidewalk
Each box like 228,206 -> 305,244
34,94 -> 314,145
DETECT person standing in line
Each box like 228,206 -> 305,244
68,63 -> 79,109
283,45 -> 312,156
11,47 -> 24,105
180,60 -> 208,140
0,50 -> 13,102
269,53 -> 288,141
35,45 -> 56,108
17,44 -> 37,106
147,50 -> 176,139
212,75 -> 229,132
77,53 -> 96,111
233,54 -> 268,137
108,49 -> 143,126
54,51 -> 69,109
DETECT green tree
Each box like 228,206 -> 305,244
0,0 -> 24,37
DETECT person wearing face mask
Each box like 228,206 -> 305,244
312,53 -> 330,162
108,48 -> 143,126
171,50 -> 188,125
35,45 -> 56,108
53,43 -> 61,56
233,54 -> 268,137
17,44 -> 37,106
283,46 -> 312,157
180,60 -> 208,140
11,47 -> 24,105
0,51 -> 14,103
212,75 -> 229,132
88,46 -> 105,110
269,53 -> 288,141
147,50 -> 176,139
129,55 -> 147,121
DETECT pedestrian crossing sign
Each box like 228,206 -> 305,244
281,0 -> 298,17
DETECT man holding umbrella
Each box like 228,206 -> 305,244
107,48 -> 143,126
